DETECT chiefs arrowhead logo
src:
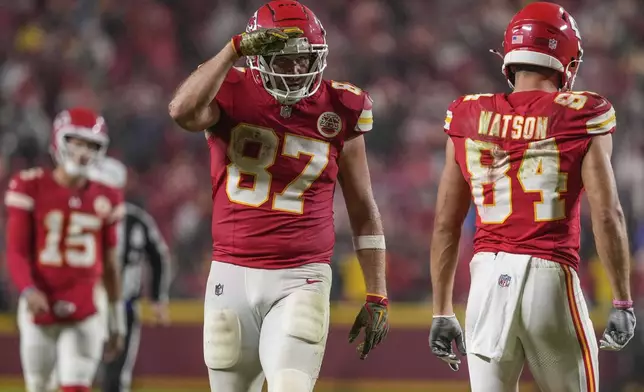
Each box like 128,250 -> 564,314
317,112 -> 342,138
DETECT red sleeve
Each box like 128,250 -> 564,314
331,81 -> 373,140
212,67 -> 246,120
104,188 -> 125,249
562,92 -> 616,136
4,173 -> 37,292
104,223 -> 118,250
444,96 -> 466,138
351,92 -> 373,138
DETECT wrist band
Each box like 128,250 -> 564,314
231,35 -> 242,57
353,235 -> 386,250
612,299 -> 633,309
366,293 -> 388,306
108,301 -> 127,336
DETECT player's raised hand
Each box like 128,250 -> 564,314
24,287 -> 49,315
429,315 -> 467,371
348,295 -> 390,360
232,27 -> 303,57
600,307 -> 636,351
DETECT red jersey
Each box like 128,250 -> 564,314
4,168 -> 124,324
207,67 -> 373,268
445,91 -> 616,270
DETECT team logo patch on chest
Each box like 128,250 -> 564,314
93,195 -> 112,218
317,112 -> 342,138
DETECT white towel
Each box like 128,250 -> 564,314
469,252 -> 531,361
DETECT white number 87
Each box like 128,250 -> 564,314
225,124 -> 330,214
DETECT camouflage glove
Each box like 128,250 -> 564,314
231,27 -> 303,57
348,294 -> 390,360
600,305 -> 636,351
429,315 -> 467,371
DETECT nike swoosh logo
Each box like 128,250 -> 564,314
306,279 -> 322,284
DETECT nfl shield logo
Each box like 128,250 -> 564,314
548,38 -> 558,50
498,274 -> 512,288
215,284 -> 224,296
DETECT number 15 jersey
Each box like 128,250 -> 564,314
5,168 -> 124,324
445,91 -> 616,270
207,67 -> 373,269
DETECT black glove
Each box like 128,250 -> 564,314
599,307 -> 636,351
231,27 -> 303,57
429,315 -> 467,371
348,295 -> 390,360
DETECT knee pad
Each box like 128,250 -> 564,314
282,290 -> 329,344
271,369 -> 312,392
203,308 -> 242,369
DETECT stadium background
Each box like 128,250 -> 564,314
1,0 -> 644,391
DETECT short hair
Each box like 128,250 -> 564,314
508,64 -> 559,86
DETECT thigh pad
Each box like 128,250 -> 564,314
282,290 -> 328,344
203,308 -> 242,369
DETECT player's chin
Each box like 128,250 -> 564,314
287,80 -> 305,88
276,78 -> 305,91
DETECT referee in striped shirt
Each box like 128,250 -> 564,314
90,157 -> 172,392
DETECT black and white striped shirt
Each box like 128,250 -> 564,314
117,203 -> 171,303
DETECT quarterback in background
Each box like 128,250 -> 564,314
169,1 -> 389,391
5,108 -> 127,392
428,2 -> 636,391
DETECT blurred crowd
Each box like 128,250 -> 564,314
1,0 -> 644,310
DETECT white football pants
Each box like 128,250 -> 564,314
203,261 -> 332,392
466,252 -> 599,392
18,288 -> 107,392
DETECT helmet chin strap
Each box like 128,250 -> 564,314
562,59 -> 583,91
489,48 -> 504,59
491,49 -> 514,89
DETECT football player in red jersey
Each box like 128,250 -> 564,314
428,2 -> 636,391
4,108 -> 127,392
169,1 -> 389,391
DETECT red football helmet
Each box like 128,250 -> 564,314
50,107 -> 109,177
246,0 -> 328,105
501,2 -> 583,91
